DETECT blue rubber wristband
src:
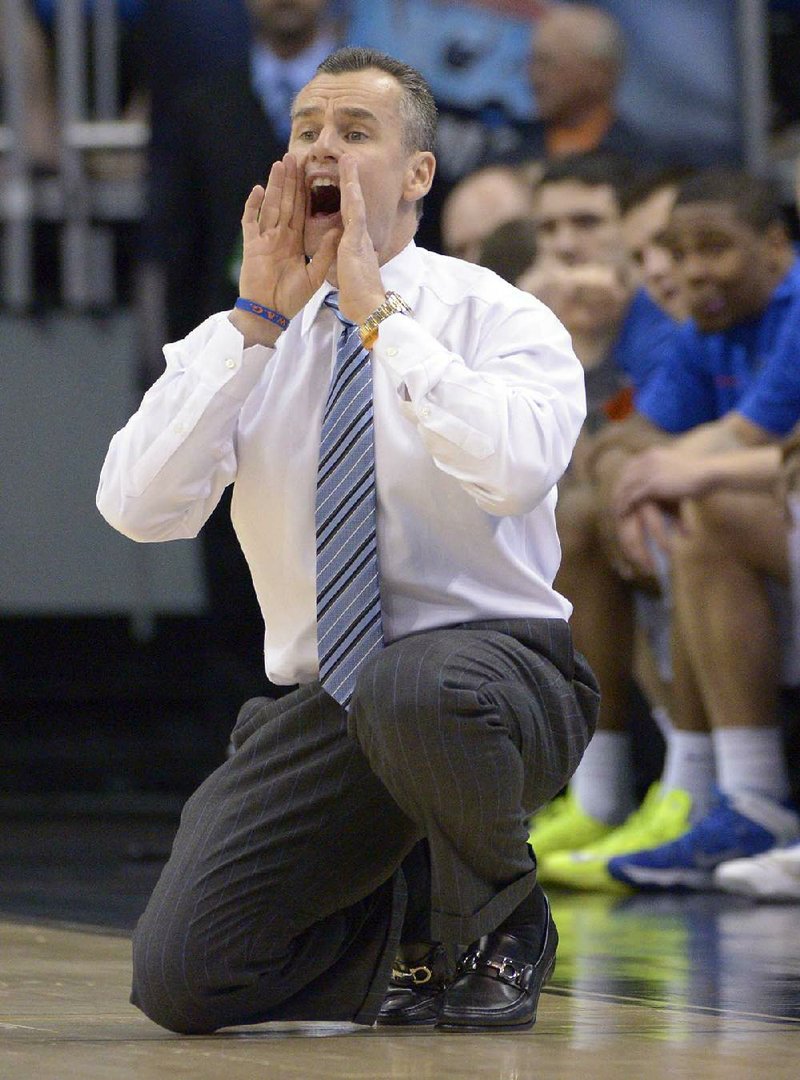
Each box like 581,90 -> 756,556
235,297 -> 289,330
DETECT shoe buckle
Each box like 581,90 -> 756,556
408,964 -> 434,985
460,950 -> 532,990
391,962 -> 434,986
490,957 -> 521,983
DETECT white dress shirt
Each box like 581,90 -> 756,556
97,243 -> 586,686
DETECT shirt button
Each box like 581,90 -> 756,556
224,357 -> 237,369
174,422 -> 187,435
421,407 -> 431,419
386,346 -> 399,357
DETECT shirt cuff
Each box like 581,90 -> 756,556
373,312 -> 453,402
178,312 -> 276,401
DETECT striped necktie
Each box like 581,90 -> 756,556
315,293 -> 384,707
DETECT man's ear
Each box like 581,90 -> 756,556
764,220 -> 792,265
403,151 -> 436,205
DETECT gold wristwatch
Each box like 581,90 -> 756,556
358,291 -> 412,349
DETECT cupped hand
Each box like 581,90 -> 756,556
238,153 -> 342,319
334,155 -> 387,324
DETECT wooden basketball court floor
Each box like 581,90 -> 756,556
1,808 -> 799,1079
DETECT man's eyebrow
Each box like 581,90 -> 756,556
291,105 -> 379,124
337,106 -> 379,123
291,105 -> 321,122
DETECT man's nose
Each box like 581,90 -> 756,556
681,252 -> 711,285
642,245 -> 672,281
548,227 -> 578,265
308,125 -> 341,158
551,224 -> 581,262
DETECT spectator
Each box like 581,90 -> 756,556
597,0 -> 741,167
517,154 -> 685,870
714,426 -> 800,901
522,152 -> 678,392
342,2 -> 720,251
520,2 -> 640,166
545,168 -> 800,891
526,150 -> 632,267
619,167 -> 693,323
476,216 -> 539,285
440,164 -> 534,263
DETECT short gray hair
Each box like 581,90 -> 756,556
316,46 -> 438,153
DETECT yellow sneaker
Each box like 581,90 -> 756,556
528,788 -> 614,860
539,785 -> 693,892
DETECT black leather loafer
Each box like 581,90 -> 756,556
376,943 -> 449,1026
436,900 -> 558,1032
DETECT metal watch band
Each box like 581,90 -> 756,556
358,291 -> 412,348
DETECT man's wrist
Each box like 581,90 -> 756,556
234,297 -> 289,330
228,307 -> 284,349
357,291 -> 413,349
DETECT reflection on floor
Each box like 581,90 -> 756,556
548,888 -> 800,1023
1,806 -> 799,1079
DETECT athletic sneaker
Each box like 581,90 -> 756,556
539,785 -> 692,891
608,789 -> 800,891
714,841 -> 800,901
528,788 -> 613,858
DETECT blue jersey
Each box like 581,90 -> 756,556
611,288 -> 683,394
635,260 -> 800,438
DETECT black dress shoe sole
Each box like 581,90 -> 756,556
436,1016 -> 535,1033
376,1012 -> 440,1027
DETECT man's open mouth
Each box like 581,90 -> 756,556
310,179 -> 342,217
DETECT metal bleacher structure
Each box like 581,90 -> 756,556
0,0 -> 205,626
0,0 -> 148,311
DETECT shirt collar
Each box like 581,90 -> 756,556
300,241 -> 424,336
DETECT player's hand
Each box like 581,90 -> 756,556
613,446 -> 709,517
614,501 -> 675,578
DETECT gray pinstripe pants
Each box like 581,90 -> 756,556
130,618 -> 598,1033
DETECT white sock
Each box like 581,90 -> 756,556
650,705 -> 673,740
571,730 -> 636,825
660,729 -> 715,819
712,726 -> 791,803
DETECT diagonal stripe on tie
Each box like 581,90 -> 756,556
318,529 -> 378,604
315,293 -> 384,707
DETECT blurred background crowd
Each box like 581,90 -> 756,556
3,0 -> 800,904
